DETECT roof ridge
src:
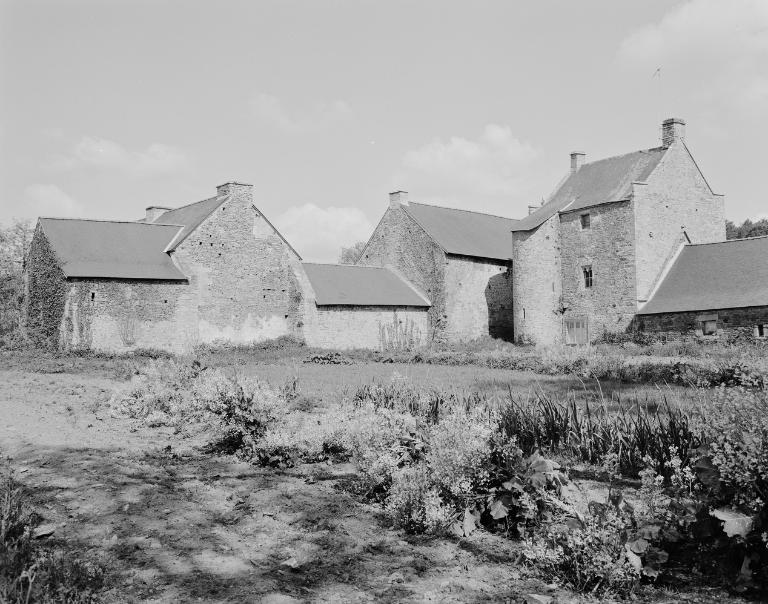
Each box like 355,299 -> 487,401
580,146 -> 666,169
687,234 -> 768,246
408,201 -> 515,221
40,217 -> 183,226
162,194 -> 221,214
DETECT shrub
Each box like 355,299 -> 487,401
385,465 -> 452,534
531,507 -> 640,596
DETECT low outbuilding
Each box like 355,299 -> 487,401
637,235 -> 768,340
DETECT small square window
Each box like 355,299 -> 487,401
582,265 -> 593,288
580,213 -> 591,229
700,320 -> 718,336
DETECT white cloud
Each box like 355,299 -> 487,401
250,93 -> 351,134
23,184 -> 84,218
274,203 -> 373,262
399,124 -> 538,199
617,0 -> 768,115
54,137 -> 189,175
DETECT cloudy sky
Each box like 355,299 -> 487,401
1,0 -> 766,261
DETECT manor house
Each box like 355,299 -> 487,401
24,117 -> 767,352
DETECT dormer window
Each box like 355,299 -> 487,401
580,213 -> 591,230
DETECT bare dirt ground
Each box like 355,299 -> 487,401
0,357 -> 745,603
0,366 -> 564,603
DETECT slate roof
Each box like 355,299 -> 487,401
39,218 -> 187,280
403,202 -> 516,261
155,195 -> 225,250
639,236 -> 768,314
303,263 -> 430,307
513,148 -> 667,232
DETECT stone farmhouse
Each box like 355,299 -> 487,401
23,117 -> 767,352
24,182 -> 429,353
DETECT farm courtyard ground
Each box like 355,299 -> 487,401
0,344 -> 763,603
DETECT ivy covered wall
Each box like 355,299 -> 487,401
24,225 -> 67,348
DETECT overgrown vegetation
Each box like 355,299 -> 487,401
0,462 -> 106,603
113,356 -> 768,598
0,220 -> 32,349
726,217 -> 768,240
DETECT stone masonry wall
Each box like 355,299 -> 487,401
634,141 -> 725,304
512,215 -> 562,345
443,255 -> 513,341
303,305 -> 429,350
359,204 -> 446,342
173,183 -> 305,346
560,201 -> 637,339
61,279 -> 193,353
638,306 -> 768,340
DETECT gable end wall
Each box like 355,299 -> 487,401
634,142 -> 725,303
358,205 -> 447,341
173,184 -> 306,346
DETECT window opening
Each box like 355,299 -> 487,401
582,265 -> 593,288
580,213 -> 591,229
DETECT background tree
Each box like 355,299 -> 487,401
339,241 -> 366,264
726,217 -> 768,240
0,219 -> 33,344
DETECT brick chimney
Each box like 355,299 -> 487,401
570,152 -> 585,173
389,190 -> 409,208
661,118 -> 685,148
145,206 -> 171,222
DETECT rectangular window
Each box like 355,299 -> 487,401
756,324 -> 766,338
565,318 -> 589,346
580,213 -> 591,229
582,265 -> 593,288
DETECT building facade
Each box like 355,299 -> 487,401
25,117 -> 754,353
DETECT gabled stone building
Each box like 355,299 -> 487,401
26,117 -> 750,353
637,235 -> 768,340
513,117 -> 725,345
24,183 -> 430,352
358,195 -> 514,343
360,118 -> 728,345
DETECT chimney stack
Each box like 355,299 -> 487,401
389,190 -> 409,208
216,181 -> 253,201
570,152 -> 585,173
145,206 -> 171,222
527,205 -> 539,215
661,118 -> 685,148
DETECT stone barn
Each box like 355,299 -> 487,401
24,181 -> 431,353
636,235 -> 768,340
24,183 -> 308,352
301,263 -> 430,349
358,193 -> 515,344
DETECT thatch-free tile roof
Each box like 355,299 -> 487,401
39,218 -> 187,280
513,148 -> 667,231
403,202 -> 516,261
639,236 -> 768,314
303,263 -> 430,307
